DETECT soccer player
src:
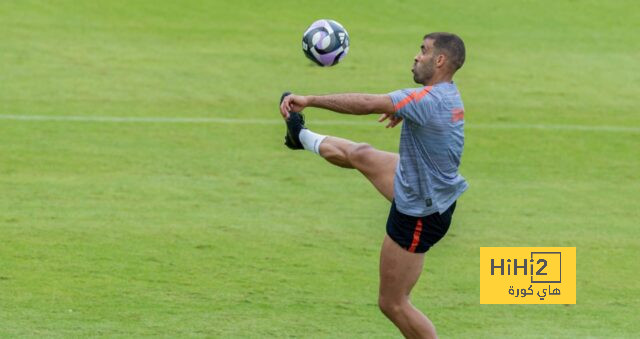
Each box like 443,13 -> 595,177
279,32 -> 467,339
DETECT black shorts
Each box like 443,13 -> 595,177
386,200 -> 457,253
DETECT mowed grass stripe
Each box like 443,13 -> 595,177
1,114 -> 639,133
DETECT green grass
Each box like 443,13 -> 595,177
1,0 -> 639,337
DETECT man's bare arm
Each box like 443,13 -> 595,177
280,93 -> 395,117
279,92 -> 402,128
306,93 -> 396,115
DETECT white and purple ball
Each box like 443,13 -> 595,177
302,19 -> 349,67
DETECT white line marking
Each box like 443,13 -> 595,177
0,114 -> 638,133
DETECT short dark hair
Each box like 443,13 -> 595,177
424,32 -> 466,71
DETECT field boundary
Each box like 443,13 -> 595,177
1,114 -> 638,133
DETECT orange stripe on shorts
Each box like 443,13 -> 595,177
408,218 -> 423,253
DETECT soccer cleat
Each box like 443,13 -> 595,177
280,92 -> 306,150
284,112 -> 306,149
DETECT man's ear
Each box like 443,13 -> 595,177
436,54 -> 447,68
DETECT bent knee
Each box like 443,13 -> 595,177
378,295 -> 406,318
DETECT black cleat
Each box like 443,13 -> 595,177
284,112 -> 306,149
280,92 -> 306,150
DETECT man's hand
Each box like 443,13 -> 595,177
378,113 -> 403,128
280,94 -> 309,119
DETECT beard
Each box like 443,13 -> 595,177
413,59 -> 436,84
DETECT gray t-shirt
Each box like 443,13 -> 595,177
388,82 -> 468,216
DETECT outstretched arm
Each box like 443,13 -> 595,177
309,93 -> 395,115
280,93 -> 395,116
280,93 -> 401,128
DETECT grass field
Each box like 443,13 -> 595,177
1,0 -> 639,337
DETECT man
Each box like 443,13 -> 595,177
279,32 -> 467,339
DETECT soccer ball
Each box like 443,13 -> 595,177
302,19 -> 349,67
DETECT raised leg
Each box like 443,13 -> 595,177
318,136 -> 398,201
299,131 -> 436,337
